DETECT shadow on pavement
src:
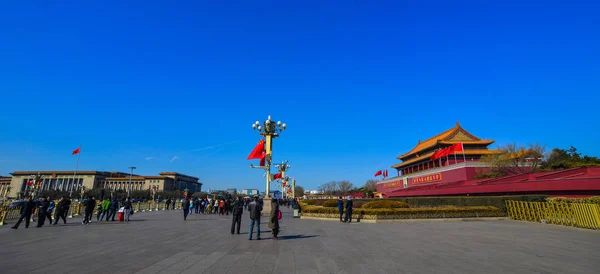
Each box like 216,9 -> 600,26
276,234 -> 319,240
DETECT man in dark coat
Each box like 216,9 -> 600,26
53,197 -> 68,225
12,197 -> 36,229
182,198 -> 190,220
344,196 -> 353,223
36,197 -> 50,227
230,196 -> 243,234
247,197 -> 262,240
82,197 -> 96,224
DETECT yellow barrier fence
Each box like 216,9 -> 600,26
506,200 -> 600,230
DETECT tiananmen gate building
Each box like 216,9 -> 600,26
377,122 -> 600,198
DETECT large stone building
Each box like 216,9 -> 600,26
1,176 -> 11,198
6,170 -> 202,198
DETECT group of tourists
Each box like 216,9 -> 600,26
10,195 -> 135,229
180,195 -> 286,240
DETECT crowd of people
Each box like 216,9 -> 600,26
9,194 -> 302,241
11,195 -> 137,229
181,196 -> 300,240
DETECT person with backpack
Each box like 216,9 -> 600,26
269,199 -> 281,240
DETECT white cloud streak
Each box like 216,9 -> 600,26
170,156 -> 179,162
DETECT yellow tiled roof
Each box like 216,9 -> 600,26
397,122 -> 494,159
391,149 -> 500,169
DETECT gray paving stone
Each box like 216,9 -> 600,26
1,209 -> 600,273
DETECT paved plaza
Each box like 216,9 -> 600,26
1,208 -> 599,274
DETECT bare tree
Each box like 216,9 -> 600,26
294,185 -> 305,197
363,180 -> 378,193
318,181 -> 337,195
481,142 -> 546,175
337,180 -> 354,195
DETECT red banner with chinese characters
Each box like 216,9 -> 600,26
383,181 -> 401,188
411,173 -> 442,184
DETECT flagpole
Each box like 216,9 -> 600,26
462,142 -> 466,163
454,151 -> 457,165
70,144 -> 81,198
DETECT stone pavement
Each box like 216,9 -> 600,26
0,208 -> 599,274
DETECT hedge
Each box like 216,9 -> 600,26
386,195 -> 547,212
301,205 -> 505,219
362,200 -> 409,209
301,195 -> 546,211
322,199 -> 339,207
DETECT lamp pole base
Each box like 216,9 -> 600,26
261,197 -> 272,217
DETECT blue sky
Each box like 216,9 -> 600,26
0,1 -> 598,191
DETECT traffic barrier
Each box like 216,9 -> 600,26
506,200 -> 600,230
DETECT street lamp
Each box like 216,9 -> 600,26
30,172 -> 43,199
276,161 -> 291,198
251,115 -> 287,196
128,166 -> 136,198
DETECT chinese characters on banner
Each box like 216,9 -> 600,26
383,181 -> 401,188
411,173 -> 442,184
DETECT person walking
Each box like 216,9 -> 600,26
269,199 -> 280,240
182,197 -> 190,220
53,197 -> 67,225
123,198 -> 132,222
344,196 -> 353,223
46,196 -> 55,225
337,196 -> 344,222
36,197 -> 50,227
82,197 -> 96,225
107,197 -> 118,221
12,196 -> 36,229
247,197 -> 262,240
99,198 -> 110,221
231,196 -> 243,234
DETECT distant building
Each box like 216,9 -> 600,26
240,189 -> 259,196
7,170 -> 202,198
304,190 -> 321,195
269,190 -> 282,199
1,176 -> 11,198
226,188 -> 237,195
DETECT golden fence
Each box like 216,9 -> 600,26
0,201 -> 185,226
506,200 -> 600,230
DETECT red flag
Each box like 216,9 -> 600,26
430,148 -> 444,160
72,147 -> 81,155
26,180 -> 34,186
247,139 -> 265,160
452,143 -> 464,152
259,152 -> 266,166
444,143 -> 463,156
374,170 -> 383,177
273,172 -> 283,180
383,170 -> 388,178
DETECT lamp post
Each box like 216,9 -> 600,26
30,172 -> 43,199
276,161 -> 291,198
250,115 -> 287,196
283,176 -> 297,198
128,166 -> 136,198
251,115 -> 287,216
